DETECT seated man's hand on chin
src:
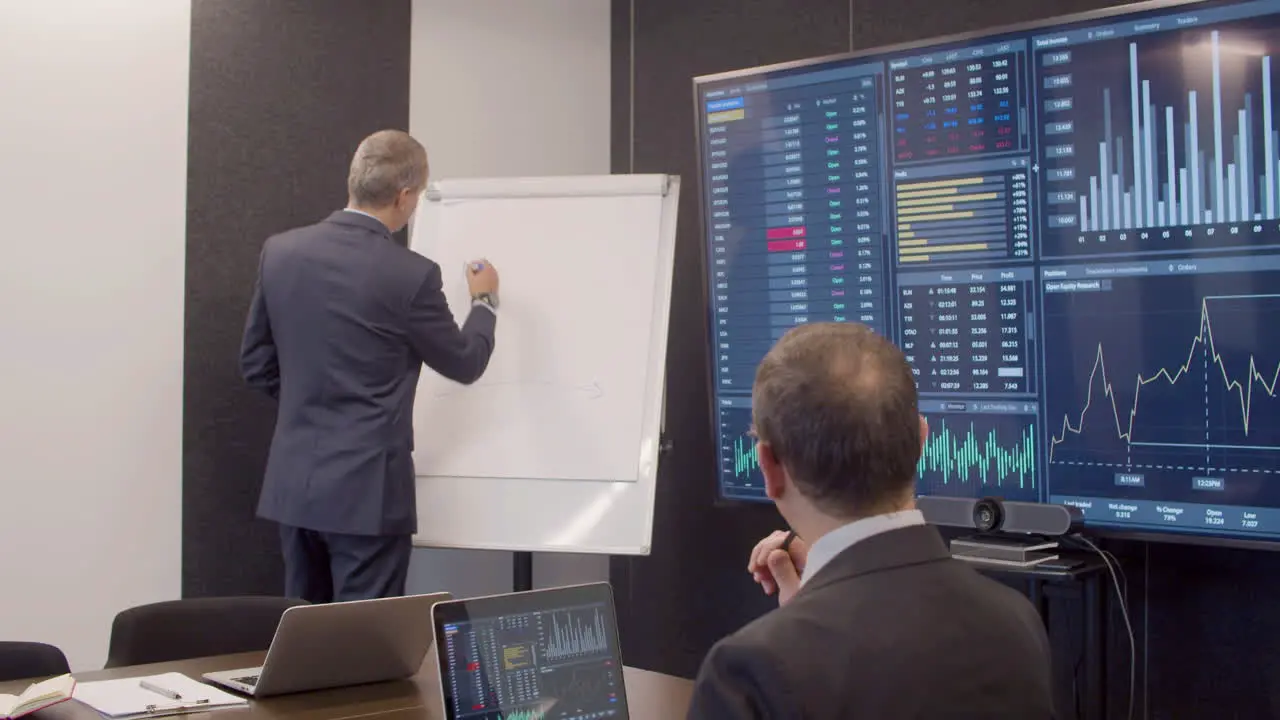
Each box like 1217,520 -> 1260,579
747,530 -> 809,606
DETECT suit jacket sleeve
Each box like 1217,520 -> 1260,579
407,263 -> 496,384
687,637 -> 797,720
239,251 -> 280,399
1020,601 -> 1055,681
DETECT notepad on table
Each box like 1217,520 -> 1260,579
73,672 -> 246,718
0,673 -> 76,719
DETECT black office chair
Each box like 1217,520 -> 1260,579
104,596 -> 309,668
0,642 -> 71,682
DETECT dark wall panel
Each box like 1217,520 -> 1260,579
848,0 -> 1124,49
608,0 -> 851,679
183,0 -> 411,597
612,1 -> 1280,717
1144,541 -> 1280,718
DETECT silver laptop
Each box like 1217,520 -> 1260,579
432,583 -> 628,719
203,591 -> 451,697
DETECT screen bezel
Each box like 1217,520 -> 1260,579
432,582 -> 630,719
690,0 -> 1280,550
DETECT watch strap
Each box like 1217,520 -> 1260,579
473,292 -> 498,310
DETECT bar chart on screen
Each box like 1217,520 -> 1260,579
893,157 -> 1032,266
1037,17 -> 1280,257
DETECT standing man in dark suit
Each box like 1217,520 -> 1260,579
688,323 -> 1053,719
239,129 -> 499,603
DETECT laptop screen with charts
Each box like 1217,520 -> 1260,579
202,591 -> 451,697
432,583 -> 629,720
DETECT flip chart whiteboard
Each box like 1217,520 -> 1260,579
408,174 -> 679,554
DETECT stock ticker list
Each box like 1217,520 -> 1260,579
887,43 -> 1041,506
705,43 -> 1041,501
705,65 -> 891,499
888,43 -> 1026,162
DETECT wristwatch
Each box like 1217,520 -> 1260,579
473,292 -> 499,310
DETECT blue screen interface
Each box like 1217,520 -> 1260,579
697,0 -> 1280,542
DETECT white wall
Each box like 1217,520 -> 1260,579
0,2 -> 189,670
407,0 -> 613,596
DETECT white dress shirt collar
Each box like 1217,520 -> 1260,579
799,509 -> 926,587
342,207 -> 388,230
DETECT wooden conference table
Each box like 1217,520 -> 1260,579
4,652 -> 694,720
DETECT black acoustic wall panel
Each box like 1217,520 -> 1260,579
1143,541 -> 1280,717
608,0 -> 852,679
183,0 -> 411,597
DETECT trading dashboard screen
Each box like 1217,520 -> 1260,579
436,590 -> 626,720
696,0 -> 1280,543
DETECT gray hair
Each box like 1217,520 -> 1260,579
346,130 -> 429,208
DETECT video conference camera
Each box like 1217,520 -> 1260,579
918,496 -> 1083,536
917,496 -> 1085,567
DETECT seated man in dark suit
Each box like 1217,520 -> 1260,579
687,322 -> 1053,719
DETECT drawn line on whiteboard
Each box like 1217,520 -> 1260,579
432,380 -> 604,400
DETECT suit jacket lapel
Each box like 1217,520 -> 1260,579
800,524 -> 952,595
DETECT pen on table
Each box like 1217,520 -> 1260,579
139,680 -> 209,704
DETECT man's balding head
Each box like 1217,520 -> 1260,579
752,322 -> 922,518
346,130 -> 428,231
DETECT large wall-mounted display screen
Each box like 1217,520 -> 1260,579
695,0 -> 1280,544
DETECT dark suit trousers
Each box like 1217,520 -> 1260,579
278,525 -> 412,603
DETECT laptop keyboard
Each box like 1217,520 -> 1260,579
232,676 -> 259,686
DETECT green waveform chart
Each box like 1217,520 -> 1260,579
732,434 -> 759,477
917,417 -> 1038,501
500,709 -> 545,720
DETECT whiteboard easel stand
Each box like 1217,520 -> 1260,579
410,173 -> 681,572
508,433 -> 673,592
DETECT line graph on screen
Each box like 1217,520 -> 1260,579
1046,280 -> 1280,478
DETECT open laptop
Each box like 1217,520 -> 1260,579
203,591 -> 451,697
432,582 -> 629,720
